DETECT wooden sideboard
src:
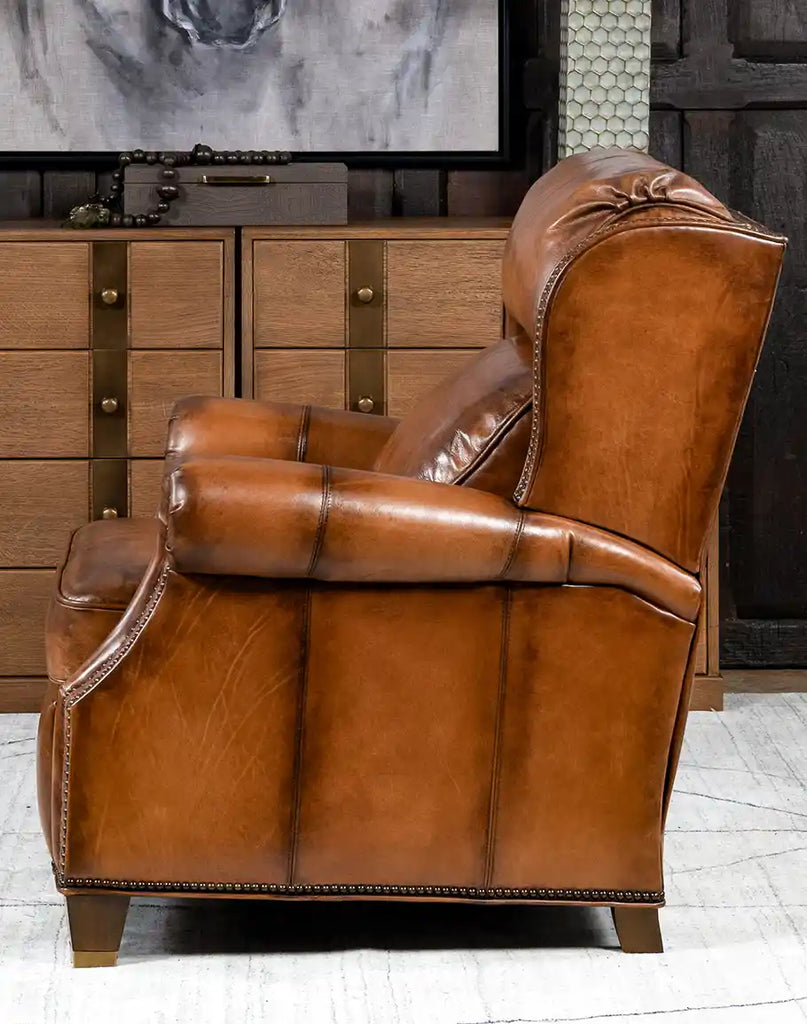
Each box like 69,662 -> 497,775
0,220 -> 720,711
0,227 -> 235,710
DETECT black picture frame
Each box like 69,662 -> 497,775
0,1 -> 510,169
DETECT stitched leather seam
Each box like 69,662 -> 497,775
58,563 -> 170,879
484,587 -> 512,888
513,216 -> 783,506
453,396 -> 533,486
297,405 -> 311,463
307,465 -> 332,577
514,219 -> 620,505
54,873 -> 665,904
498,511 -> 526,580
287,589 -> 312,887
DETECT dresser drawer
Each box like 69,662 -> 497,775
0,461 -> 88,567
254,350 -> 346,409
386,240 -> 505,348
0,570 -> 53,676
0,243 -> 89,349
129,241 -> 225,349
129,351 -> 223,456
386,349 -> 480,418
130,459 -> 164,519
252,241 -> 346,348
0,352 -> 90,457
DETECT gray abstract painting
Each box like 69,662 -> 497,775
0,1 -> 500,152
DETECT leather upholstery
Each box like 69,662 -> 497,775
39,149 -> 786,946
167,457 -> 700,619
373,332 -> 532,497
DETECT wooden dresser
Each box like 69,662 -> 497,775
242,221 -> 510,417
0,227 -> 235,709
0,220 -> 720,711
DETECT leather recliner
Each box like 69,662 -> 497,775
37,149 -> 786,965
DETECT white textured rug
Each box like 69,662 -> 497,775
1,694 -> 806,1024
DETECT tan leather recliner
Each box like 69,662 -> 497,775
37,149 -> 786,966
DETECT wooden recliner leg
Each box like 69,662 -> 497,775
611,907 -> 664,953
66,894 -> 131,967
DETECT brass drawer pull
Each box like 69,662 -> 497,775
100,287 -> 120,306
199,175 -> 274,186
100,396 -> 119,415
357,395 -> 375,414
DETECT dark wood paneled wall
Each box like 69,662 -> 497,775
649,0 -> 807,666
1,1 -> 804,666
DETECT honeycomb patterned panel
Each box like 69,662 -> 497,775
558,0 -> 651,157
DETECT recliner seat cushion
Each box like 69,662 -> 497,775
373,333 -> 533,497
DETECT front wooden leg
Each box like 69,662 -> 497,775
611,906 -> 663,953
66,894 -> 131,967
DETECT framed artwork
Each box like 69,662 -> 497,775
0,1 -> 507,160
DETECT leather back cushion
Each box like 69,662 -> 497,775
373,333 -> 532,498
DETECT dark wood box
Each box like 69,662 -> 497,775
124,163 -> 347,226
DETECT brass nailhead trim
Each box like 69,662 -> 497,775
54,869 -> 663,905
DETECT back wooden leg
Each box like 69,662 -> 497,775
66,894 -> 131,967
611,906 -> 664,953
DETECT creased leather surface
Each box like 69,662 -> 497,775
373,333 -> 532,496
166,456 -> 700,620
501,147 -> 734,339
167,395 -> 399,475
518,224 -> 785,569
40,148 -> 786,917
58,568 -> 692,897
46,520 -> 163,685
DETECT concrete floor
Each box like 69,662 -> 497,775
1,693 -> 806,1024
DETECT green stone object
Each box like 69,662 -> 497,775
64,203 -> 111,229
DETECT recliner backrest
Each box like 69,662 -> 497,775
375,148 -> 785,572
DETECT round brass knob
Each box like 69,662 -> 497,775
357,395 -> 375,414
100,396 -> 119,415
356,286 -> 375,304
100,287 -> 120,306
101,507 -> 119,520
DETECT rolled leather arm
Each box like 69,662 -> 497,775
165,396 -> 400,472
165,457 -> 700,620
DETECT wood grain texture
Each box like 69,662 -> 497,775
252,240 -> 346,348
651,0 -> 681,60
0,172 -> 41,219
129,460 -> 164,519
730,0 -> 807,60
446,172 -> 530,218
348,170 -> 394,220
0,571 -> 53,675
42,172 -> 96,220
254,350 -> 346,410
689,677 -> 724,713
129,241 -> 224,349
393,170 -> 442,217
649,110 -> 682,169
0,461 -> 88,567
386,241 -> 505,348
0,678 -> 47,713
0,352 -> 89,457
128,351 -> 223,456
386,350 -> 479,418
0,243 -> 89,348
